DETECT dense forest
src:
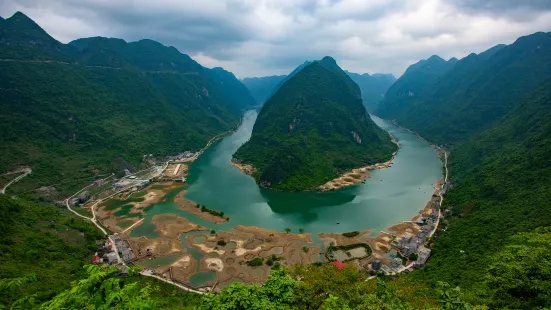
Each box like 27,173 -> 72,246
376,31 -> 551,145
0,12 -> 256,198
234,57 -> 396,190
412,78 -> 551,307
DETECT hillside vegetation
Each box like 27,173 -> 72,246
377,32 -> 551,145
234,57 -> 396,190
0,12 -> 255,198
415,79 -> 551,296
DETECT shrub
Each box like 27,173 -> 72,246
342,231 -> 360,237
246,257 -> 263,267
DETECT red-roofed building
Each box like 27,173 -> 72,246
92,256 -> 101,264
332,260 -> 344,270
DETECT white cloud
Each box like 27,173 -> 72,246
1,0 -> 550,78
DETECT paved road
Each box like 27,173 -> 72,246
428,151 -> 448,239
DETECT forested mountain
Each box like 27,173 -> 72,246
267,61 -> 312,100
0,12 -> 255,198
233,56 -> 396,191
414,78 -> 551,307
377,32 -> 551,145
376,55 -> 457,118
346,71 -> 396,111
241,75 -> 286,104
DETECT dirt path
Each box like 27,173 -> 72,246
1,168 -> 31,194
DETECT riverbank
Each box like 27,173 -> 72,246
318,133 -> 400,191
229,159 -> 256,176
174,190 -> 228,224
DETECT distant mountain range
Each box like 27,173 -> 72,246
241,75 -> 286,104
0,12 -> 256,198
376,31 -> 551,145
242,64 -> 395,111
345,71 -> 396,111
234,56 -> 396,191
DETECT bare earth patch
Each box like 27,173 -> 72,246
173,190 -> 228,224
152,213 -> 208,239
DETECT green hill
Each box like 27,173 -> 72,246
241,75 -> 286,104
233,57 -> 396,191
377,32 -> 551,145
0,12 -> 255,199
416,78 -> 551,301
346,71 -> 396,111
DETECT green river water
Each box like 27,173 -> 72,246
132,110 -> 442,285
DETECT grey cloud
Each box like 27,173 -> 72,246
5,0 -> 253,53
1,0 -> 551,78
445,0 -> 551,20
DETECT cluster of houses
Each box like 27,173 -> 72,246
91,235 -> 135,266
166,151 -> 196,162
57,190 -> 91,207
112,234 -> 136,263
377,198 -> 442,273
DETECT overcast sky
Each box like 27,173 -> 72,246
1,0 -> 551,78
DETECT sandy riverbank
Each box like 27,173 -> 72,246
173,190 -> 228,224
230,159 -> 256,176
318,134 -> 400,191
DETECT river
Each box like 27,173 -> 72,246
131,110 -> 442,285
184,110 -> 440,234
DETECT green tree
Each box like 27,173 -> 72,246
436,282 -> 471,310
284,228 -> 291,234
299,228 -> 304,234
41,265 -> 155,309
0,274 -> 38,309
485,227 -> 551,309
198,268 -> 297,309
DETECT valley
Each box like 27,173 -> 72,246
69,109 -> 445,291
2,7 -> 551,309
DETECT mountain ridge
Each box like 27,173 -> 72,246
0,11 -> 256,198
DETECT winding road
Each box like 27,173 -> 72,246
1,168 -> 31,194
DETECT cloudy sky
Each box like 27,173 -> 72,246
1,0 -> 551,78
